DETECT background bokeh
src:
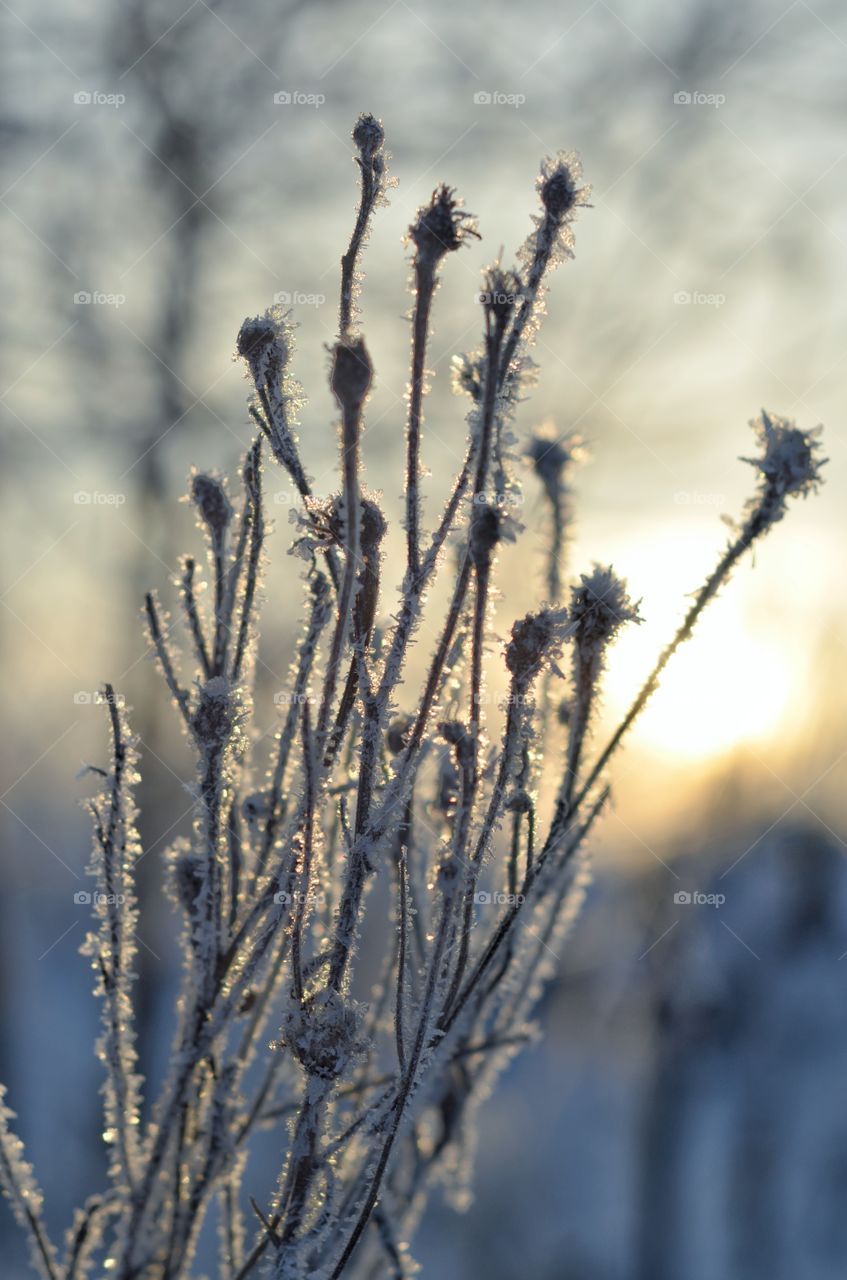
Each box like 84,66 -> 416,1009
1,0 -> 846,1275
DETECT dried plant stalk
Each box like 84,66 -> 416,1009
0,115 -> 825,1280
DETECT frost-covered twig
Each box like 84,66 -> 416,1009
0,116 -> 825,1280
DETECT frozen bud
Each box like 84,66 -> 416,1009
526,428 -> 584,503
538,152 -> 589,222
470,503 -> 501,567
282,991 -> 365,1081
331,336 -> 373,411
505,607 -> 571,687
480,266 -> 523,327
191,676 -> 235,749
409,185 -> 479,268
352,112 -> 384,161
742,409 -> 826,531
236,314 -> 288,385
191,473 -> 233,537
570,566 -> 640,655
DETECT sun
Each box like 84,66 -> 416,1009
598,527 -> 794,762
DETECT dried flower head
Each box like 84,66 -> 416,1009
236,308 -> 290,387
409,185 -> 479,267
570,566 -> 640,656
191,676 -> 236,750
505,607 -> 571,688
282,991 -> 366,1081
470,502 -> 501,566
352,112 -> 384,162
538,152 -> 590,223
190,473 -> 233,538
526,428 -> 585,503
331,335 -> 373,411
742,409 -> 826,531
479,266 -> 523,328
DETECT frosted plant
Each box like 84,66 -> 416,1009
0,114 -> 825,1280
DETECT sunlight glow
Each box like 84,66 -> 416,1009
600,529 -> 794,761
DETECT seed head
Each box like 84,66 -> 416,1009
190,473 -> 233,539
191,676 -> 236,750
352,112 -> 385,162
282,991 -> 366,1081
570,566 -> 640,657
505,607 -> 570,688
479,266 -> 523,329
526,428 -> 585,504
742,410 -> 826,531
236,312 -> 289,387
470,502 -> 501,567
331,336 -> 373,411
409,185 -> 479,268
538,152 -> 589,222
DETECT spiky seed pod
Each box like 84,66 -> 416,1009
282,991 -> 365,1081
505,607 -> 571,691
409,185 -> 479,268
741,409 -> 826,534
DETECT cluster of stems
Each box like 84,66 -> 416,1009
0,115 -> 824,1280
